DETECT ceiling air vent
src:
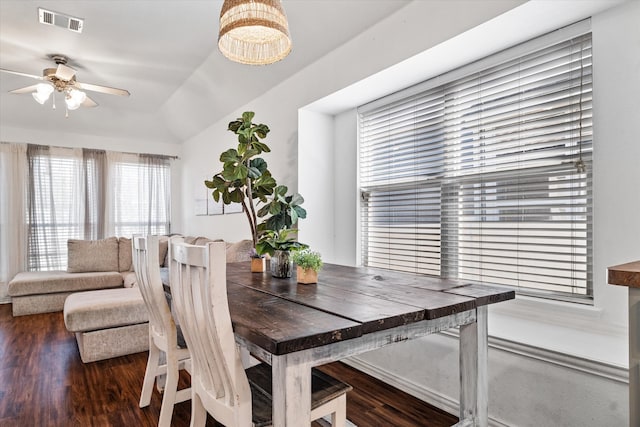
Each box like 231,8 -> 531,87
38,8 -> 84,33
39,8 -> 54,25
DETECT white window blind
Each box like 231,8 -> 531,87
359,28 -> 593,302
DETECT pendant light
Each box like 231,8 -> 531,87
218,0 -> 292,65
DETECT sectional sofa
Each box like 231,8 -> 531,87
7,235 -> 253,362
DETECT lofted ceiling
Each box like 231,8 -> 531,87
0,0 -> 411,144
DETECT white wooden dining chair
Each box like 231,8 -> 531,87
169,240 -> 352,427
132,235 -> 191,427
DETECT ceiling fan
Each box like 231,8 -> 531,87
0,55 -> 130,112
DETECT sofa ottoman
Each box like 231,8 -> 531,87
63,287 -> 149,363
8,271 -> 124,316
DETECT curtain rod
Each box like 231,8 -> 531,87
1,141 -> 179,160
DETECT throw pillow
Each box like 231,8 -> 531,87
118,237 -> 133,272
67,237 -> 119,273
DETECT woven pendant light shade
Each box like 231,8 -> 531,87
218,0 -> 292,65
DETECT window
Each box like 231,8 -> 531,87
359,27 -> 592,302
27,146 -> 87,270
26,146 -> 172,271
112,154 -> 171,237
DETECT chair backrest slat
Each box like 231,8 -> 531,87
169,241 -> 252,426
132,235 -> 175,344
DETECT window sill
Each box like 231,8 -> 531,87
487,294 -> 627,367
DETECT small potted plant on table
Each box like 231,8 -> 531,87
292,250 -> 323,284
256,229 -> 307,278
249,248 -> 266,273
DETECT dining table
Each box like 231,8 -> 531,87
224,261 -> 515,427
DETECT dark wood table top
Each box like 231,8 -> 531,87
226,262 -> 514,355
608,260 -> 640,288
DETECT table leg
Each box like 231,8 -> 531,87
459,306 -> 488,427
630,287 -> 639,426
272,353 -> 312,427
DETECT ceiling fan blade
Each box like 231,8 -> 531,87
74,81 -> 130,97
82,95 -> 98,108
55,63 -> 76,81
9,84 -> 41,94
0,68 -> 44,80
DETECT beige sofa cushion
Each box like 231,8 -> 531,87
122,271 -> 138,288
64,287 -> 148,332
159,236 -> 169,267
67,237 -> 119,273
225,239 -> 253,263
118,237 -> 133,272
8,271 -> 123,296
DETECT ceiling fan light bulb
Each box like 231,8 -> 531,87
32,83 -> 53,104
32,92 -> 49,105
65,89 -> 86,110
36,83 -> 54,95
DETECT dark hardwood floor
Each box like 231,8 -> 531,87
0,303 -> 457,426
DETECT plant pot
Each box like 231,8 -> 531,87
251,257 -> 266,273
270,250 -> 293,278
296,266 -> 318,284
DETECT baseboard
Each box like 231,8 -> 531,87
0,296 -> 11,304
441,330 -> 628,384
343,331 -> 628,427
343,356 -> 511,427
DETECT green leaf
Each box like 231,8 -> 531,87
242,111 -> 255,123
254,124 -> 270,139
230,189 -> 244,203
257,204 -> 271,217
222,163 -> 248,181
293,206 -> 307,219
250,157 -> 268,173
269,202 -> 282,215
247,166 -> 261,179
290,193 -> 304,206
242,148 -> 260,161
252,141 -> 271,153
220,149 -> 239,164
238,128 -> 252,139
265,215 -> 285,231
228,120 -> 242,132
232,162 -> 248,180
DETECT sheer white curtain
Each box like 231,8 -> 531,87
0,143 -> 28,299
5,146 -> 171,273
106,152 -> 171,237
27,145 -> 85,270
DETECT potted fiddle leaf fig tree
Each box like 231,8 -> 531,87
205,111 -> 276,248
205,112 -> 308,276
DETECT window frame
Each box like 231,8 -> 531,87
358,22 -> 593,304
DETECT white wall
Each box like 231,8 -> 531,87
178,0 -> 638,425
178,0 -> 525,241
